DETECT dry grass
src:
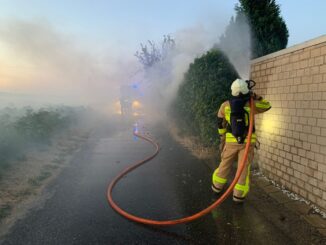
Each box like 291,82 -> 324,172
0,129 -> 90,237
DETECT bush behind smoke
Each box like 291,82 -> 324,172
0,106 -> 93,176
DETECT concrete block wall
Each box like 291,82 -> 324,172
251,35 -> 326,211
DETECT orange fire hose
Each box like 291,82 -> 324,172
107,96 -> 255,226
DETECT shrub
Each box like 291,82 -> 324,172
0,106 -> 81,175
172,49 -> 238,147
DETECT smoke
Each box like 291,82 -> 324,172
166,17 -> 252,105
0,18 -> 139,108
167,25 -> 218,102
217,14 -> 252,79
138,17 -> 252,123
0,14 -> 252,121
138,25 -> 224,122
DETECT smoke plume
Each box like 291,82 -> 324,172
218,14 -> 252,79
0,18 -> 139,107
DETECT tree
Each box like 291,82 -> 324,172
236,0 -> 289,58
134,35 -> 176,110
135,35 -> 175,70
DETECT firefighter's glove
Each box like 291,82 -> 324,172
251,92 -> 262,101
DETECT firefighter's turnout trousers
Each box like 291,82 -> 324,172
212,143 -> 254,198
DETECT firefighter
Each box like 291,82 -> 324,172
212,78 -> 271,203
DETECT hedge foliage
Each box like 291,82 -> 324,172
172,49 -> 238,147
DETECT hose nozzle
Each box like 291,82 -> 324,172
245,80 -> 256,90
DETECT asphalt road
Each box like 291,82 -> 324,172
1,119 -> 297,245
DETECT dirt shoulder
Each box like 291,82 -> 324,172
0,128 -> 91,237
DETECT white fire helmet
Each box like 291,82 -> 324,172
231,78 -> 249,96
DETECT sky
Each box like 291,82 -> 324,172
1,0 -> 325,49
0,0 -> 325,106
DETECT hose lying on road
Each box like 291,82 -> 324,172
107,96 -> 255,226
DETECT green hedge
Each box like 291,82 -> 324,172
172,49 -> 238,147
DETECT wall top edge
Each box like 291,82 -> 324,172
251,35 -> 326,64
